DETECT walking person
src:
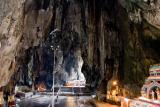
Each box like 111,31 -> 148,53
3,91 -> 9,107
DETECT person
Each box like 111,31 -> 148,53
154,90 -> 158,100
157,88 -> 160,100
3,91 -> 9,107
152,90 -> 154,100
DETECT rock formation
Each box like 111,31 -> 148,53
0,0 -> 160,100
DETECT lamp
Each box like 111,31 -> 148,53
113,80 -> 118,86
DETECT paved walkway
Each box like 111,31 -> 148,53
17,95 -> 118,107
96,101 -> 118,107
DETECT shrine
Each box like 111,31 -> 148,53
141,64 -> 160,100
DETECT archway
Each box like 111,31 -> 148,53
147,84 -> 160,100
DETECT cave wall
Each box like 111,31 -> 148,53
0,0 -> 53,87
0,0 -> 160,100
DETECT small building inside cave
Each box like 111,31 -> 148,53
141,64 -> 160,100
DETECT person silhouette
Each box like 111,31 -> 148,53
154,90 -> 158,100
152,90 -> 154,100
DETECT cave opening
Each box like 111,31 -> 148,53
9,29 -> 89,96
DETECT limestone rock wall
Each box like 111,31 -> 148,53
0,0 -> 160,100
0,0 -> 53,87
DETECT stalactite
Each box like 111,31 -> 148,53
0,0 -> 160,101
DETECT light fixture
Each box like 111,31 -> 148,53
113,80 -> 117,86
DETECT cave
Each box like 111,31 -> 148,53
1,0 -> 160,107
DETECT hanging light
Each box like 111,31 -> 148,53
113,80 -> 118,86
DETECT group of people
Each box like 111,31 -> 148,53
151,88 -> 160,100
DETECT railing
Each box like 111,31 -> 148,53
121,97 -> 160,107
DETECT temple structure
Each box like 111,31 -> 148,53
121,64 -> 160,107
141,64 -> 160,100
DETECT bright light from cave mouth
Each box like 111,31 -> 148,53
64,53 -> 86,87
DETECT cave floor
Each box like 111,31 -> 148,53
17,94 -> 118,107
96,101 -> 118,107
